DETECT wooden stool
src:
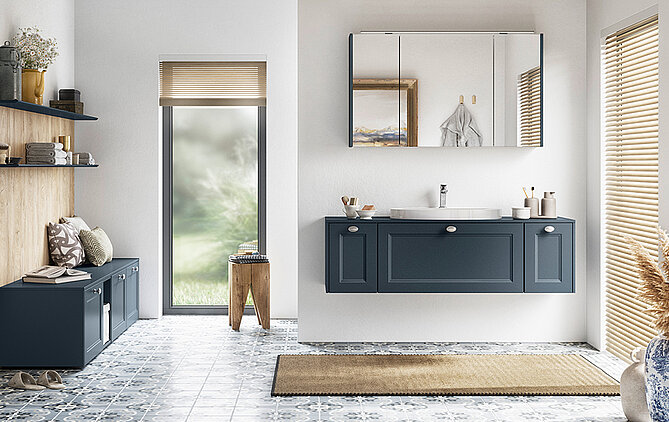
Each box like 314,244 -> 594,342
228,261 -> 270,331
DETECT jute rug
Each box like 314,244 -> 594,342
271,354 -> 620,396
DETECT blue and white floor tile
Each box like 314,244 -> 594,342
0,316 -> 626,421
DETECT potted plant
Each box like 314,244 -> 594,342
627,228 -> 669,421
12,26 -> 58,105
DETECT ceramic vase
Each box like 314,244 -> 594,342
645,335 -> 669,421
21,69 -> 45,105
621,347 -> 650,422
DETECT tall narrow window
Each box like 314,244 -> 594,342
603,15 -> 659,361
161,61 -> 266,314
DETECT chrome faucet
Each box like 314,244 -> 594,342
439,184 -> 448,208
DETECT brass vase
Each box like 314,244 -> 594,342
21,69 -> 45,105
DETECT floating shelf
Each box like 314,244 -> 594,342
0,164 -> 98,168
0,100 -> 97,120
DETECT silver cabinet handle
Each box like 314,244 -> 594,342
544,225 -> 555,233
348,226 -> 359,233
93,288 -> 102,295
446,226 -> 457,233
118,274 -> 123,280
132,266 -> 139,272
121,274 -> 126,280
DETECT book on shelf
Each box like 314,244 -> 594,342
22,265 -> 91,284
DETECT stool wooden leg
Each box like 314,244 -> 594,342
250,263 -> 270,329
230,263 -> 251,331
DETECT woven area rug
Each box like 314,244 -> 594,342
271,354 -> 620,396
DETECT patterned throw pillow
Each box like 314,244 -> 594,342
79,227 -> 113,266
47,222 -> 86,268
59,216 -> 91,234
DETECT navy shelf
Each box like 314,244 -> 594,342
0,164 -> 98,168
0,100 -> 97,120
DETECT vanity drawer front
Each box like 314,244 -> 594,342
378,223 -> 523,293
524,223 -> 574,293
326,223 -> 377,292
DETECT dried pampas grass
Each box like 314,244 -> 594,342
626,228 -> 669,337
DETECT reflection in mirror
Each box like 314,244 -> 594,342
353,79 -> 417,146
349,32 -> 543,148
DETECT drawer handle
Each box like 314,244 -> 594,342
544,225 -> 555,233
446,225 -> 457,233
348,226 -> 359,233
92,288 -> 102,295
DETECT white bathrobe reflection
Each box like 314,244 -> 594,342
440,103 -> 482,147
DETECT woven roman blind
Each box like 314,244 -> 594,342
159,61 -> 266,106
603,15 -> 659,362
517,66 -> 542,147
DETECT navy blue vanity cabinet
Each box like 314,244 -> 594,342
524,223 -> 574,293
0,258 -> 139,368
325,217 -> 575,294
378,222 -> 524,293
326,222 -> 377,292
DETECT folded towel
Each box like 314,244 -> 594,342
25,142 -> 63,150
27,150 -> 67,158
26,157 -> 67,165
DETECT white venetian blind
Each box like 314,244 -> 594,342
517,66 -> 542,147
603,14 -> 659,362
159,61 -> 266,106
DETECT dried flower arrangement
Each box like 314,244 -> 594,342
626,228 -> 669,337
12,26 -> 58,70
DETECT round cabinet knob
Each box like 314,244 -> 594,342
446,226 -> 457,233
93,288 -> 101,295
544,225 -> 555,233
118,274 -> 123,280
121,274 -> 126,280
348,226 -> 359,233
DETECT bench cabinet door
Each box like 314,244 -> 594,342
326,223 -> 377,292
83,282 -> 104,364
110,271 -> 127,340
125,264 -> 139,324
378,223 -> 523,293
524,223 -> 574,293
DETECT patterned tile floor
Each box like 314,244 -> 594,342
0,316 -> 628,421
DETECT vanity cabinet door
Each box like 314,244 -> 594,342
378,223 -> 523,292
326,223 -> 377,292
524,223 -> 574,293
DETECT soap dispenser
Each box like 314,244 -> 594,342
541,192 -> 557,218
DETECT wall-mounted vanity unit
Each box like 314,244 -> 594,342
349,32 -> 543,147
325,217 -> 573,293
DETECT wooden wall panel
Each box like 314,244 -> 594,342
0,108 -> 74,286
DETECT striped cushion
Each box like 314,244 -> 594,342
79,227 -> 113,266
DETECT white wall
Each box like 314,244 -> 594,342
0,0 -> 74,105
585,0 -> 666,349
299,0 -> 588,342
74,0 -> 298,318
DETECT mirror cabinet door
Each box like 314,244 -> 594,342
400,34 -> 493,147
350,33 -> 402,147
349,32 -> 543,148
493,34 -> 543,147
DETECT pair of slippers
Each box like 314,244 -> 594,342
8,370 -> 64,391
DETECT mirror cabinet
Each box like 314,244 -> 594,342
349,32 -> 543,148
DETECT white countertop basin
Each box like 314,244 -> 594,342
389,207 -> 502,220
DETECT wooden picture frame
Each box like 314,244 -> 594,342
352,79 -> 418,147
